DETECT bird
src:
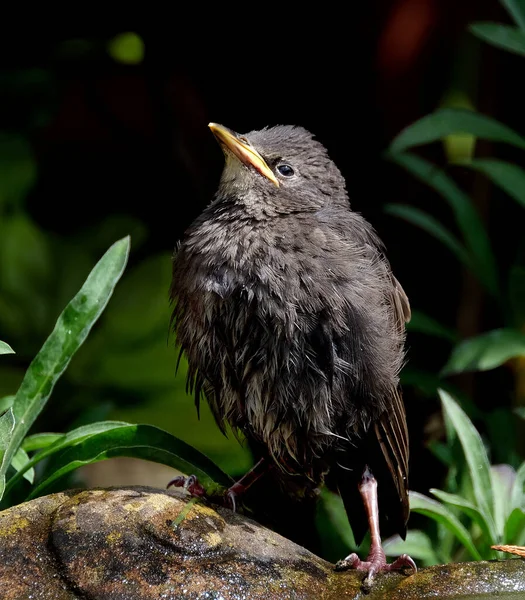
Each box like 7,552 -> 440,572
169,122 -> 416,584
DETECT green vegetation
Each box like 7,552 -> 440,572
1,0 -> 524,568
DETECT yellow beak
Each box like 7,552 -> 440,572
209,123 -> 279,187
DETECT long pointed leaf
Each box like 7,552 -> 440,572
511,462 -> 525,511
430,488 -> 496,544
492,464 -> 517,538
383,530 -> 440,565
457,159 -> 525,209
0,341 -> 14,355
502,0 -> 525,30
442,329 -> 525,375
505,508 -> 525,543
387,153 -> 499,297
470,23 -> 525,56
389,109 -> 525,153
438,390 -> 495,530
0,409 -> 15,467
384,204 -> 470,266
319,487 -> 356,550
11,447 -> 34,484
0,237 -> 130,500
406,310 -> 458,342
409,491 -> 483,560
0,396 -> 15,413
27,424 -> 233,500
22,433 -> 63,452
4,421 -> 130,495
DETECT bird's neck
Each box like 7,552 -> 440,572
213,191 -> 280,220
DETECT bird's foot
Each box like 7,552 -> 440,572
335,548 -> 416,589
167,474 -> 206,498
168,459 -> 267,512
167,474 -> 243,511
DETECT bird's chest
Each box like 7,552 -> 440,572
189,220 -> 308,318
193,243 -> 293,350
173,216 -> 361,465
176,216 -> 350,385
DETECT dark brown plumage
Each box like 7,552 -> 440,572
170,123 -> 415,582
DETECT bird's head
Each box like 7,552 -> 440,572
209,123 -> 349,215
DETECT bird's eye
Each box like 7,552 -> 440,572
277,164 -> 295,177
238,136 -> 249,144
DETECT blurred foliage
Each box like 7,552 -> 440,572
0,0 -> 525,569
386,0 -> 525,472
0,99 -> 251,484
365,0 -> 525,567
387,391 -> 525,565
107,32 -> 144,65
0,238 -> 233,510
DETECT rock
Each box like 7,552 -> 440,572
0,486 -> 524,599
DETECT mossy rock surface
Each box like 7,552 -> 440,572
0,486 -> 523,599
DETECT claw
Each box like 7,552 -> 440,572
335,466 -> 417,588
167,458 -> 267,512
387,553 -> 417,574
167,474 -> 243,511
336,549 -> 416,588
167,474 -> 206,498
225,488 -> 238,512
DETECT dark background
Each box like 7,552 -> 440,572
1,0 -> 524,538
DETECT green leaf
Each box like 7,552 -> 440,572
399,367 -> 446,397
458,159 -> 525,208
0,134 -> 36,209
516,407 -> 525,420
428,440 -> 454,467
0,409 -> 15,466
0,396 -> 15,413
469,23 -> 525,56
0,215 -> 53,336
386,153 -> 498,297
21,433 -> 64,453
4,421 -> 131,494
511,462 -> 525,511
438,390 -> 495,532
318,487 -> 356,550
442,329 -> 525,375
383,530 -> 440,566
108,32 -> 144,65
94,253 -> 172,342
409,491 -> 483,560
430,488 -> 496,545
504,508 -> 525,543
384,204 -> 470,266
502,0 -> 525,30
0,342 -> 14,355
27,424 -> 233,500
11,447 -> 34,484
0,215 -> 52,295
491,464 -> 517,538
389,109 -> 525,153
0,237 -> 130,500
406,310 -> 458,342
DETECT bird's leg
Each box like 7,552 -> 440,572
222,457 -> 268,511
336,466 -> 416,586
167,458 -> 268,512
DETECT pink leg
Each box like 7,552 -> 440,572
336,467 -> 416,586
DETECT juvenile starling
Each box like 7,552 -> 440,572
170,123 -> 416,583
